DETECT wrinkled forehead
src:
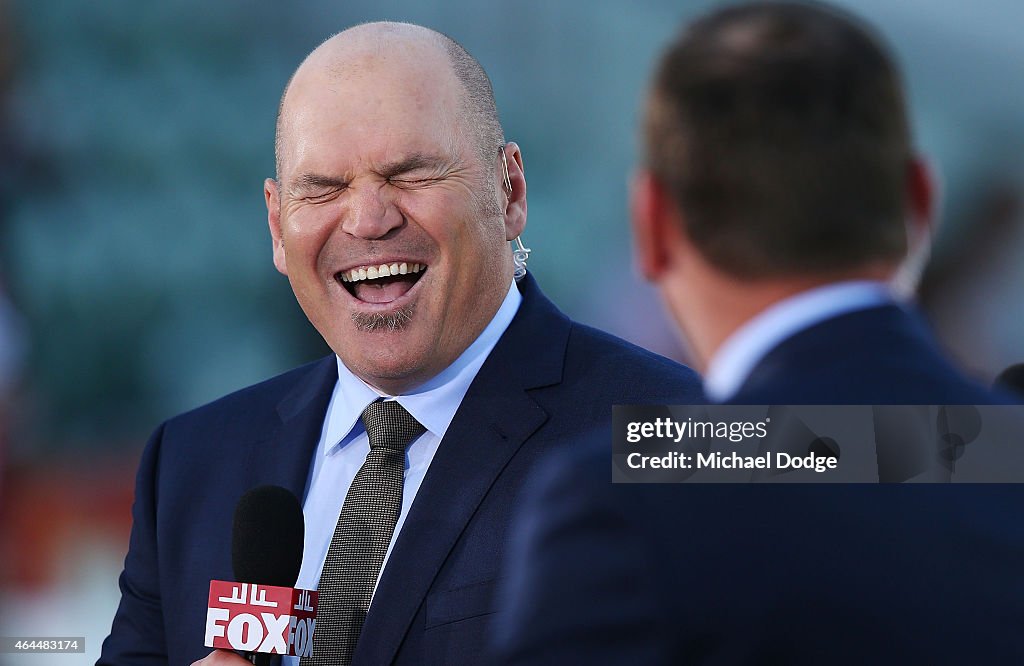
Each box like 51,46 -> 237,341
278,45 -> 467,177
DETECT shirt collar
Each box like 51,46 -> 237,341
321,280 -> 522,454
704,280 -> 895,402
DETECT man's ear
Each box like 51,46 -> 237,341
890,156 -> 938,298
906,156 -> 936,239
501,142 -> 527,241
265,178 -> 288,276
630,170 -> 678,282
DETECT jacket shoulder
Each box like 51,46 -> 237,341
563,322 -> 703,403
162,355 -> 333,437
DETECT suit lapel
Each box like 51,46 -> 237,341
243,355 -> 338,501
353,274 -> 571,664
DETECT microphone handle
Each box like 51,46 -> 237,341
249,653 -> 272,666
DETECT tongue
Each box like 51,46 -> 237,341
353,276 -> 416,304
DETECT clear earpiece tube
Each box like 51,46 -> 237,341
512,236 -> 531,281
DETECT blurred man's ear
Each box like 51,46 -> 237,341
631,170 -> 679,282
264,178 -> 289,276
907,156 -> 936,238
891,157 -> 938,298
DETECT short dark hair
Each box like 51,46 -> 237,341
644,1 -> 912,277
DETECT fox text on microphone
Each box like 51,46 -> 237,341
205,580 -> 318,657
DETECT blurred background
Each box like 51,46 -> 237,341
1,0 -> 1022,662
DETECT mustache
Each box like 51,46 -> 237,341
330,237 -> 435,266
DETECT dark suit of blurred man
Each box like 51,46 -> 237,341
495,3 -> 1023,664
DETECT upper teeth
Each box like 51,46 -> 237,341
341,262 -> 423,283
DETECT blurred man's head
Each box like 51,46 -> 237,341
632,1 -> 933,365
265,23 -> 527,394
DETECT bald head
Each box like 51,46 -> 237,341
274,22 -> 503,179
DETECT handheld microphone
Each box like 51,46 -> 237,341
994,363 -> 1024,398
204,485 -> 318,663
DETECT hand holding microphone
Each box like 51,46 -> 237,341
191,649 -> 252,666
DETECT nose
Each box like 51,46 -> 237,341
340,184 -> 404,239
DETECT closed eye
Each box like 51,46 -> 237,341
379,153 -> 454,187
388,176 -> 441,188
289,173 -> 349,202
303,187 -> 346,202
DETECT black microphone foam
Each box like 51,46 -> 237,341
232,485 -> 304,588
994,363 -> 1024,397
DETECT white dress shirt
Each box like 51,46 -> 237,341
285,280 -> 520,664
704,281 -> 896,402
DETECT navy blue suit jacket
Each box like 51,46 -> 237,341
495,304 -> 1024,664
98,274 -> 701,665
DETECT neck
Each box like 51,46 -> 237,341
359,270 -> 516,396
665,261 -> 893,372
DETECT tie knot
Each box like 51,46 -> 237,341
360,400 -> 425,452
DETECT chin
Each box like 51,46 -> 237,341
340,345 -> 430,391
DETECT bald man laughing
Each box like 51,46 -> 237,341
98,23 -> 700,666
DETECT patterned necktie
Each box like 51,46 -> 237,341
303,399 -> 425,666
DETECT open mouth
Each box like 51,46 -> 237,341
337,261 -> 426,304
